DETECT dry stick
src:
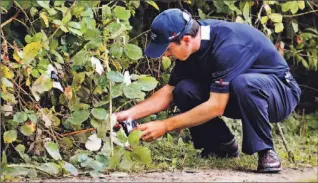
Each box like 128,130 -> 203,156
0,10 -> 20,28
104,40 -> 114,156
277,123 -> 295,163
61,128 -> 96,137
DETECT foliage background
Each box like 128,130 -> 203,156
1,0 -> 317,181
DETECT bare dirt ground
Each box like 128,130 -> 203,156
30,166 -> 318,182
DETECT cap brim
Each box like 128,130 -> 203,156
144,42 -> 170,58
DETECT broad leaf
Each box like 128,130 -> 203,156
161,56 -> 171,71
91,108 -> 107,120
3,130 -> 17,143
104,22 -> 125,39
292,20 -> 299,33
63,161 -> 78,176
123,84 -> 143,99
28,113 -> 38,123
13,112 -> 28,123
20,121 -> 36,136
23,41 -> 42,65
40,162 -> 60,175
107,71 -> 124,82
72,72 -> 86,92
110,43 -> 123,58
131,146 -> 152,165
275,22 -> 284,33
111,83 -> 123,98
269,13 -> 282,23
89,160 -> 105,172
135,77 -> 158,91
31,74 -> 53,101
45,142 -> 62,160
72,50 -> 88,66
124,44 -> 143,60
70,110 -> 90,125
113,6 -> 131,20
128,130 -> 142,147
119,151 -> 134,170
40,12 -> 49,27
0,64 -> 14,79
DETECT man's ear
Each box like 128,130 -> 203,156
182,35 -> 192,44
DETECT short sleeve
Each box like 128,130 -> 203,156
210,44 -> 258,93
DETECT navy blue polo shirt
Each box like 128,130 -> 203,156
168,20 -> 290,93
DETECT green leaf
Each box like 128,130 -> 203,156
292,20 -> 299,33
70,110 -> 90,125
282,2 -> 291,12
123,83 -> 143,99
102,5 -> 112,19
69,28 -> 83,36
20,122 -> 36,136
107,71 -> 124,82
111,83 -> 123,98
124,44 -> 143,60
40,162 -> 60,175
23,41 -> 42,65
30,7 -> 38,17
28,113 -> 38,123
40,12 -> 49,27
51,50 -> 64,63
63,161 -> 78,176
62,11 -> 72,24
104,22 -> 125,39
269,13 -> 282,23
274,22 -> 284,33
31,74 -> 53,101
113,6 -> 131,20
14,112 -> 28,123
161,56 -> 171,71
119,151 -> 134,170
128,130 -> 142,147
110,147 -> 124,169
131,146 -> 152,165
110,43 -> 123,58
83,18 -> 96,29
89,160 -> 105,172
45,142 -> 62,160
81,8 -> 94,18
146,1 -> 159,10
91,108 -> 107,120
37,1 -> 50,9
72,50 -> 88,66
243,1 -> 250,21
95,154 -> 109,167
25,35 -> 32,43
84,28 -> 101,41
135,77 -> 158,91
290,1 -> 299,14
1,0 -> 13,12
72,72 -> 86,92
298,1 -> 305,10
3,130 -> 17,143
261,16 -> 269,24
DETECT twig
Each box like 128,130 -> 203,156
276,123 -> 295,163
1,10 -> 20,28
129,30 -> 150,43
298,84 -> 318,92
61,128 -> 96,137
283,10 -> 318,18
104,40 -> 114,156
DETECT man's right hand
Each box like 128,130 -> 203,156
113,110 -> 132,122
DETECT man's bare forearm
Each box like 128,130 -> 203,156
127,85 -> 174,120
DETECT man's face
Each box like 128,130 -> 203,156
163,39 -> 192,61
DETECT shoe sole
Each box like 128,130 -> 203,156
257,167 -> 281,173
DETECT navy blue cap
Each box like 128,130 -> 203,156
144,8 -> 193,58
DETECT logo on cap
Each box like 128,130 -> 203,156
150,32 -> 157,41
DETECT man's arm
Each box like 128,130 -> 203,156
137,92 -> 229,141
115,84 -> 175,122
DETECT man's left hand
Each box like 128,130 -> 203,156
135,120 -> 168,142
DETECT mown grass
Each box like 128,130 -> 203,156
130,114 -> 318,173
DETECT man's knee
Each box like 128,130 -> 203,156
173,80 -> 208,111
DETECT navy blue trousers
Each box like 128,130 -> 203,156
172,73 -> 301,155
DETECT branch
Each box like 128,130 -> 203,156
1,10 -> 20,29
283,10 -> 318,18
61,128 -> 96,137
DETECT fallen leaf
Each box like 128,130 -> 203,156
85,134 -> 102,151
